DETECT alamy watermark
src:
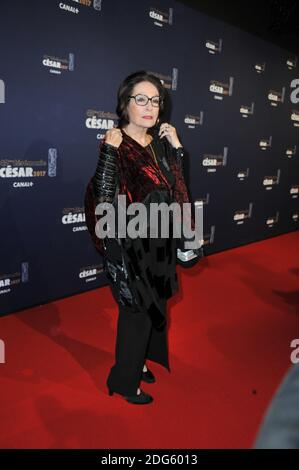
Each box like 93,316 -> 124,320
94,195 -> 203,250
0,79 -> 5,104
0,339 -> 5,364
290,339 -> 299,364
290,79 -> 299,103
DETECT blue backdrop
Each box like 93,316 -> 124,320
0,0 -> 298,316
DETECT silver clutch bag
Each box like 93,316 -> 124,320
177,248 -> 198,262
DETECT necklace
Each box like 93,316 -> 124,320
123,128 -> 158,165
149,143 -> 158,166
123,128 -> 152,148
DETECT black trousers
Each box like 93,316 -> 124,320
106,299 -> 170,396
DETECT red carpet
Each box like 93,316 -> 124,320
1,231 -> 299,448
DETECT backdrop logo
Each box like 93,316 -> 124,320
259,135 -> 272,150
0,340 -> 5,364
263,170 -> 281,189
268,86 -> 285,106
21,262 -> 29,283
290,109 -> 299,126
266,211 -> 279,227
59,2 -> 79,14
292,211 -> 299,222
172,68 -> 178,90
202,147 -> 228,172
0,152 -> 54,187
0,263 -> 29,296
79,264 -> 104,283
0,79 -> 5,103
285,145 -> 296,158
42,53 -> 75,74
287,56 -> 297,70
209,77 -> 234,99
59,0 -> 102,15
184,113 -> 203,129
290,185 -> 299,198
205,38 -> 222,54
62,207 -> 87,232
0,276 -> 10,291
233,203 -> 253,224
290,78 -> 299,104
240,102 -> 254,118
254,62 -> 266,73
86,110 -> 117,140
93,0 -> 102,10
48,148 -> 57,177
148,69 -> 178,90
201,225 -> 215,247
149,7 -> 173,27
237,168 -> 250,180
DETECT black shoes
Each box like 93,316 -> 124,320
108,388 -> 153,404
141,368 -> 156,383
107,367 -> 155,404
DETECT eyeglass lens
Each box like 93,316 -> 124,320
134,94 -> 160,106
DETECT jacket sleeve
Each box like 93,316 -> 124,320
167,142 -> 204,265
167,144 -> 195,234
84,140 -> 119,256
92,141 -> 119,203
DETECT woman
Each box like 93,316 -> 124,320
85,71 -> 202,405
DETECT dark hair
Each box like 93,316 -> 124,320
116,70 -> 165,129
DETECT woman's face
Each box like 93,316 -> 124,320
125,81 -> 160,130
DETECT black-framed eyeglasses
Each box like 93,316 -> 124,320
129,94 -> 161,107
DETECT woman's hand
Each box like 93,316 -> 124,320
158,123 -> 182,149
104,128 -> 123,149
